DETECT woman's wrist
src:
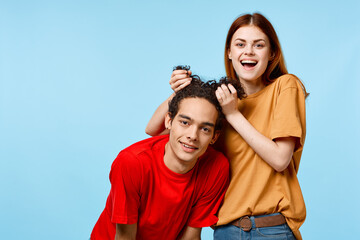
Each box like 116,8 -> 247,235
224,110 -> 243,123
167,92 -> 176,102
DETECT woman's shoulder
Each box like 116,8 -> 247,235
274,74 -> 300,88
275,73 -> 299,87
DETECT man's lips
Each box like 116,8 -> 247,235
180,141 -> 198,152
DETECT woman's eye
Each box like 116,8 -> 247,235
236,43 -> 244,47
255,44 -> 264,48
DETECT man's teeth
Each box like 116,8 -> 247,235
182,143 -> 196,149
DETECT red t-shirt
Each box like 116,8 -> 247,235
91,135 -> 229,240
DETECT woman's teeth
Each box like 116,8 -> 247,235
241,60 -> 257,66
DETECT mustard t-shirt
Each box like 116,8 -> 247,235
215,74 -> 306,239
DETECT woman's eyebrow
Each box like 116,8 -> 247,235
234,38 -> 266,42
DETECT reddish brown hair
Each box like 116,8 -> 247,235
224,13 -> 308,96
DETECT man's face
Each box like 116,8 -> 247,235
164,97 -> 219,174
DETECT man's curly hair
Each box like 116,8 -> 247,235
168,65 -> 246,131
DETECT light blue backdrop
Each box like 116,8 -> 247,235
1,0 -> 359,239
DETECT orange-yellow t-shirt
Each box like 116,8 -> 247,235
215,74 -> 306,239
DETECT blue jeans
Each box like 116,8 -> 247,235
214,213 -> 295,240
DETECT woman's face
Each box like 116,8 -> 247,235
228,25 -> 272,85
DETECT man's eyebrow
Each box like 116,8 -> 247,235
178,114 -> 191,120
178,114 -> 215,127
202,122 -> 215,128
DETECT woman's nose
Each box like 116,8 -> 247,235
244,44 -> 254,55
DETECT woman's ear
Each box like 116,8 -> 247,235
228,49 -> 232,60
269,52 -> 275,61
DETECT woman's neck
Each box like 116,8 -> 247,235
240,78 -> 265,95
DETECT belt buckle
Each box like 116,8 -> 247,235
239,216 -> 252,232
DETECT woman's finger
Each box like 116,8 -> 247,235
170,77 -> 191,89
169,74 -> 190,85
227,84 -> 238,97
216,87 -> 226,101
215,89 -> 223,102
171,78 -> 191,88
220,84 -> 231,97
171,69 -> 187,77
174,80 -> 191,92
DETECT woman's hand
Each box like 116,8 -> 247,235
216,84 -> 296,172
145,68 -> 192,136
215,84 -> 239,116
170,69 -> 192,92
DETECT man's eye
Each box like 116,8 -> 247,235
180,120 -> 189,125
202,127 -> 210,133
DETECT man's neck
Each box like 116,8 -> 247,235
163,143 -> 197,174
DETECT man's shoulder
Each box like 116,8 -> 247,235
202,146 -> 228,160
198,146 -> 229,170
194,147 -> 229,196
112,135 -> 168,168
121,135 -> 168,157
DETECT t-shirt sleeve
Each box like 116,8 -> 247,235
108,150 -> 141,224
270,76 -> 306,151
186,154 -> 230,228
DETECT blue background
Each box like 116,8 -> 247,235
1,0 -> 359,239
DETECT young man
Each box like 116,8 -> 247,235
91,75 -> 244,240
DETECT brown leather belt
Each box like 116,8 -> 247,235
230,214 -> 286,231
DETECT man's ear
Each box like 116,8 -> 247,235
164,112 -> 172,130
210,131 -> 221,145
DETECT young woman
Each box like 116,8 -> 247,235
146,13 -> 308,240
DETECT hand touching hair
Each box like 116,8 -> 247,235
168,65 -> 246,131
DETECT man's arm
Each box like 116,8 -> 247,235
115,223 -> 137,240
179,226 -> 201,240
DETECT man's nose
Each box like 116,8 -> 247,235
187,126 -> 198,141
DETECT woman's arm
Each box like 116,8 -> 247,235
145,69 -> 192,136
216,84 -> 296,172
145,94 -> 173,136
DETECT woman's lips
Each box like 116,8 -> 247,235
241,60 -> 257,70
